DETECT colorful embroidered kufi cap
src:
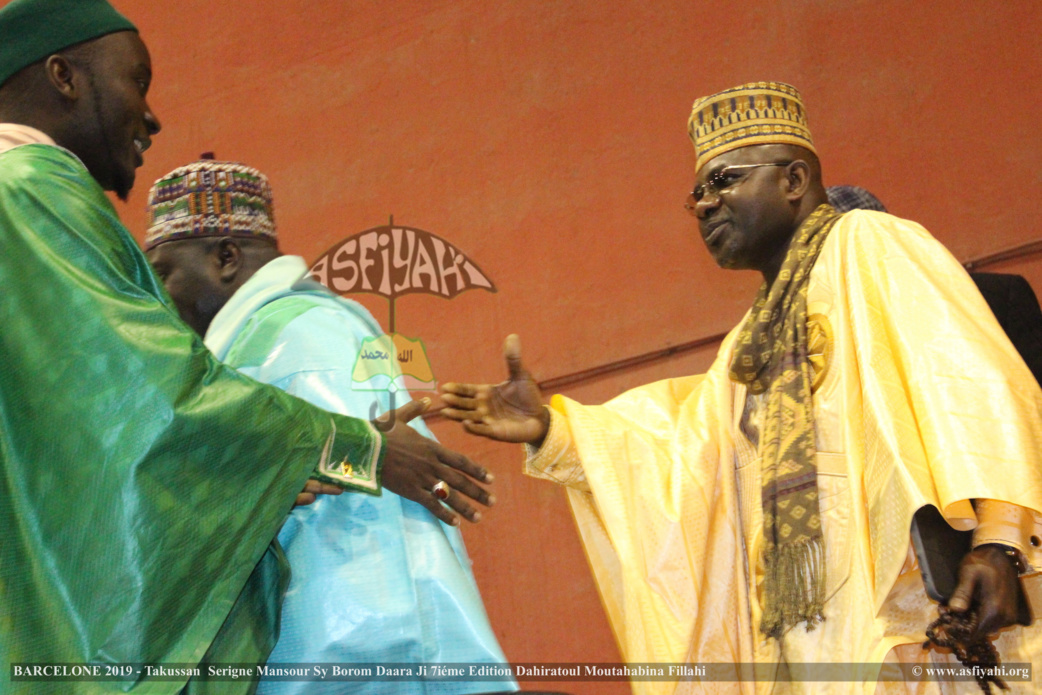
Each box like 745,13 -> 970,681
145,154 -> 276,251
0,0 -> 136,88
688,81 -> 816,174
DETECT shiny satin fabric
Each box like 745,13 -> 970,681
0,145 -> 382,694
529,210 -> 1042,694
206,257 -> 516,695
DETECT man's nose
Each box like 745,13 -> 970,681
145,104 -> 161,135
694,190 -> 721,218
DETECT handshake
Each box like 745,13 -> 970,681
304,335 -> 546,526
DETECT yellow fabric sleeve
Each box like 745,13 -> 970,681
973,499 -> 1042,574
523,406 -> 588,491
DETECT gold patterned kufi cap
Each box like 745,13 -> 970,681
688,81 -> 816,174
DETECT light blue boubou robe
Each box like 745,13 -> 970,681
206,256 -> 516,695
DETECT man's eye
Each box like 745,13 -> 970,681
711,172 -> 741,189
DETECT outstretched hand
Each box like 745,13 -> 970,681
441,334 -> 550,446
378,397 -> 494,526
948,544 -> 1023,637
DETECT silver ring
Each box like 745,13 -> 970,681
431,480 -> 450,500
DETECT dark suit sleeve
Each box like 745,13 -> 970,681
970,272 -> 1042,387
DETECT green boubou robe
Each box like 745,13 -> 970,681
0,143 -> 384,694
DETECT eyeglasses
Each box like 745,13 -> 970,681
684,161 -> 792,214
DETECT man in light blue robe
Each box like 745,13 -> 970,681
144,157 -> 518,695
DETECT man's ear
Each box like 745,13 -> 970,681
44,54 -> 82,100
215,238 -> 243,282
784,160 -> 811,202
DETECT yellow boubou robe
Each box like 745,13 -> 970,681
527,211 -> 1042,694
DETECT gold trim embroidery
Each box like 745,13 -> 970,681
807,313 -> 833,392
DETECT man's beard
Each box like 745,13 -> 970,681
89,73 -> 134,201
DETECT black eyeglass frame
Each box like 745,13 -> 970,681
684,161 -> 793,214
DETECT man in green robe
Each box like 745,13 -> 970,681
0,1 -> 493,692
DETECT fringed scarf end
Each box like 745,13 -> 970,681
760,536 -> 827,639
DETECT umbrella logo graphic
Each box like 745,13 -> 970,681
310,219 -> 496,426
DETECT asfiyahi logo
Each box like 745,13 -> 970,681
310,218 -> 496,428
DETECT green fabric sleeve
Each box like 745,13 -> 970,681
0,145 -> 383,692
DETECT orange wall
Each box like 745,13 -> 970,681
81,1 -> 1042,692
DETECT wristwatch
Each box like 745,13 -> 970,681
979,543 -> 1028,575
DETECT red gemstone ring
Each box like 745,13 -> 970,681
431,480 -> 450,500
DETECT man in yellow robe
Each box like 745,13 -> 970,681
442,82 -> 1042,693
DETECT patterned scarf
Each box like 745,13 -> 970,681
729,203 -> 842,638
